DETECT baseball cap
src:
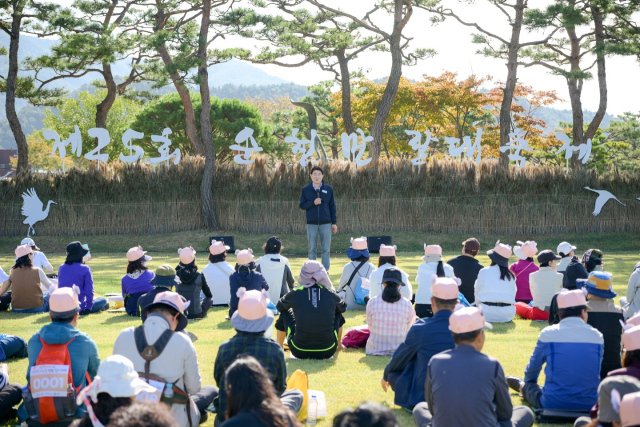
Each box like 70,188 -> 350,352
557,242 -> 576,256
463,238 -> 480,255
537,250 -> 561,265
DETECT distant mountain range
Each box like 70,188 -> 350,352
0,33 -> 618,149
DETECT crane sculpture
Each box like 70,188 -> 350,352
584,187 -> 625,216
21,188 -> 57,237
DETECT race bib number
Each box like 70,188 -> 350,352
360,278 -> 371,290
30,365 -> 69,398
136,379 -> 164,403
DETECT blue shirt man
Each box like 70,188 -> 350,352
299,166 -> 337,271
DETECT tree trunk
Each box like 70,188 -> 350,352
584,2 -> 607,142
370,0 -> 409,161
566,22 -> 585,170
337,50 -> 355,136
198,0 -> 218,229
156,43 -> 205,156
94,62 -> 117,150
6,7 -> 28,173
499,0 -> 526,169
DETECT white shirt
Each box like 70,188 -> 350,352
369,263 -> 413,301
474,265 -> 516,323
415,261 -> 455,304
556,257 -> 572,273
529,267 -> 563,310
256,254 -> 291,304
201,261 -> 234,305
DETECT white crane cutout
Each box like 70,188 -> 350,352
21,188 -> 57,236
584,187 -> 625,216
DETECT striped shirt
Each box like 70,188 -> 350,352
366,295 -> 415,356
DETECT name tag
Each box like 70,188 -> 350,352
30,365 -> 69,398
136,379 -> 164,403
322,190 -> 327,194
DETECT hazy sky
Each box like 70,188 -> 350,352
48,0 -> 640,115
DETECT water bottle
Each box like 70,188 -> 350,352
306,395 -> 317,426
63,384 -> 76,417
164,383 -> 174,400
22,387 -> 38,420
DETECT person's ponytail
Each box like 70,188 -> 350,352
499,265 -> 515,281
436,261 -> 445,277
382,284 -> 402,303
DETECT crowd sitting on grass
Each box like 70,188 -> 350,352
2,236 -> 640,427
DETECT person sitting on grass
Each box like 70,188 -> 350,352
337,237 -> 375,311
201,240 -> 234,307
214,288 -> 303,425
573,375 -> 640,427
583,249 -> 605,273
414,245 -> 455,318
220,355 -> 303,427
18,287 -> 100,424
515,250 -> 563,321
507,289 -> 604,412
70,355 -> 157,427
474,242 -> 517,323
58,241 -> 108,315
413,306 -> 534,427
366,268 -> 415,356
113,291 -> 218,427
275,260 -> 346,360
556,242 -> 577,274
0,363 -> 23,422
368,245 -> 412,302
0,244 -> 53,313
121,246 -> 154,316
510,241 -> 539,304
228,249 -> 268,318
19,238 -> 53,273
0,334 -> 28,364
381,276 -> 457,410
256,236 -> 295,306
333,402 -> 401,427
446,238 -> 484,304
175,247 -> 213,319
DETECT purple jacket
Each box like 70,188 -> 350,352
510,259 -> 539,301
121,270 -> 155,296
58,263 -> 95,311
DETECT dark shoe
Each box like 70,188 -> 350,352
507,376 -> 524,393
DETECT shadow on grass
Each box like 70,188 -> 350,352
488,321 -> 516,334
528,320 -> 549,330
357,353 -> 392,371
101,314 -> 139,324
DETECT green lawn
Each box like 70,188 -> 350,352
1,231 -> 639,427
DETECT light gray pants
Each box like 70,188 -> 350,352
413,402 -> 534,427
307,223 -> 332,271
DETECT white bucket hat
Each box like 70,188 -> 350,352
76,355 -> 156,405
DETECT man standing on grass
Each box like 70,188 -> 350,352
299,165 -> 337,271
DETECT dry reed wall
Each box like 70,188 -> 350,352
1,157 -> 639,237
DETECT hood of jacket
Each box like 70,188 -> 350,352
37,322 -> 82,345
257,255 -> 286,272
176,262 -> 199,284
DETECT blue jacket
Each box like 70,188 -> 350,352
18,322 -> 100,421
524,317 -> 604,410
383,309 -> 455,408
229,266 -> 268,317
299,182 -> 337,225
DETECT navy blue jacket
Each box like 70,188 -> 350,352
299,182 -> 337,225
229,267 -> 268,317
383,309 -> 455,409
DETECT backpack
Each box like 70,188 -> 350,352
353,278 -> 371,306
286,370 -> 309,422
23,337 -> 83,424
133,327 -> 193,425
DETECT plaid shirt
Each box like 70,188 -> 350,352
213,331 -> 287,421
366,295 -> 415,356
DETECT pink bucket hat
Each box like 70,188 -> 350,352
140,291 -> 190,332
449,306 -> 493,334
514,241 -> 538,261
623,325 -> 640,351
235,249 -> 254,266
178,247 -> 196,264
487,241 -> 512,267
423,244 -> 443,262
379,244 -> 397,257
557,288 -> 587,309
627,313 -> 640,328
15,244 -> 33,258
209,240 -> 230,256
231,288 -> 274,333
126,246 -> 152,263
350,237 -> 368,251
620,391 -> 640,427
431,275 -> 461,300
49,287 -> 80,318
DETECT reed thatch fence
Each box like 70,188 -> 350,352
1,157 -> 639,237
